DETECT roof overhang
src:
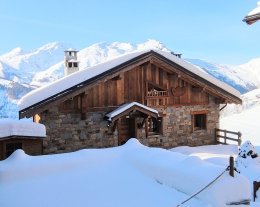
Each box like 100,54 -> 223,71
243,13 -> 260,25
0,135 -> 45,141
243,2 -> 260,25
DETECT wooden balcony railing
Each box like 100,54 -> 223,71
147,90 -> 168,97
215,128 -> 242,146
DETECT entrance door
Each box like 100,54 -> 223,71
118,117 -> 137,145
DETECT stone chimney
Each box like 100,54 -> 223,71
64,49 -> 79,76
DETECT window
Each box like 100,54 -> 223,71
68,62 -> 73,68
192,111 -> 207,131
5,143 -> 22,158
147,117 -> 162,134
73,62 -> 78,67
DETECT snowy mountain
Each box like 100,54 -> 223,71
186,59 -> 257,94
0,39 -> 260,118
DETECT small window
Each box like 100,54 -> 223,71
68,62 -> 73,68
73,62 -> 78,67
5,143 -> 22,158
148,117 -> 162,134
193,113 -> 207,131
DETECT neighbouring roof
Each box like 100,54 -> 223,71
18,49 -> 241,117
0,119 -> 46,139
243,1 -> 260,25
105,102 -> 159,122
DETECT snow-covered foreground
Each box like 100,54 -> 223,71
0,139 -> 253,207
172,143 -> 260,207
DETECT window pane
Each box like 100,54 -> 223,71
194,114 -> 206,130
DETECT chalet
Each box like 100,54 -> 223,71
18,49 -> 241,154
0,119 -> 46,160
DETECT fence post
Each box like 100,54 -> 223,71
224,130 -> 227,144
238,131 -> 242,146
229,156 -> 234,177
215,128 -> 218,144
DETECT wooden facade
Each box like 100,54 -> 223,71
61,62 -> 213,113
19,50 -> 242,153
0,136 -> 43,160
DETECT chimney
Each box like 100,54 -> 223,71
64,49 -> 79,76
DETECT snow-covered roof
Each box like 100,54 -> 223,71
18,49 -> 241,113
105,102 -> 159,121
248,1 -> 260,16
65,48 -> 78,52
243,1 -> 260,25
67,59 -> 79,63
0,119 -> 46,138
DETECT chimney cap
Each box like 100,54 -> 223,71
64,48 -> 78,52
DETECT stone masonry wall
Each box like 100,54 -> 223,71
40,106 -> 118,154
40,96 -> 219,154
138,96 -> 219,148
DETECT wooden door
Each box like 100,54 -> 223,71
118,117 -> 137,145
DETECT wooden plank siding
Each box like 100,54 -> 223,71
60,61 -> 212,113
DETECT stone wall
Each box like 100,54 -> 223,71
40,96 -> 219,154
139,98 -> 219,148
40,106 -> 118,154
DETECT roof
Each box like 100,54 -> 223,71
0,119 -> 46,139
105,102 -> 159,122
243,1 -> 260,25
18,49 -> 241,118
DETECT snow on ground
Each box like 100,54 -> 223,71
171,143 -> 260,206
0,139 -> 251,207
220,104 -> 260,146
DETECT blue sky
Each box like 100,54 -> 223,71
1,0 -> 260,64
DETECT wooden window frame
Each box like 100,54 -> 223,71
147,117 -> 163,135
191,110 -> 208,131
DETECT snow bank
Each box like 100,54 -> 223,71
235,140 -> 260,177
220,104 -> 260,145
123,140 -> 250,207
0,139 -> 250,207
0,118 -> 46,138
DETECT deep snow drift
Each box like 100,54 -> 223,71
0,139 -> 251,207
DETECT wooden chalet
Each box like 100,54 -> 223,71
19,50 -> 241,154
